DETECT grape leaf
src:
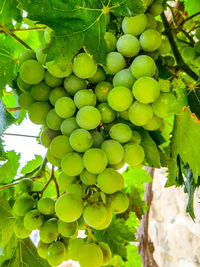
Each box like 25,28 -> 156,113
0,235 -> 17,266
180,0 -> 200,15
21,155 -> 43,175
125,244 -> 142,267
0,0 -> 22,27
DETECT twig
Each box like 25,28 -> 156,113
0,27 -> 46,34
40,166 -> 56,196
52,170 -> 60,198
180,11 -> 200,27
6,107 -> 21,111
3,133 -> 39,138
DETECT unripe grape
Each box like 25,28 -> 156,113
140,29 -> 162,52
109,123 -> 132,143
116,34 -> 140,57
158,38 -> 171,54
83,202 -> 107,228
122,14 -> 147,36
108,191 -> 129,214
94,81 -> 112,102
146,13 -> 157,29
18,92 -> 35,110
20,59 -> 45,85
40,128 -> 59,148
46,60 -> 72,78
181,47 -> 196,62
143,114 -> 163,130
105,52 -> 126,74
37,241 -> 49,259
164,56 -> 175,67
66,238 -> 84,261
50,135 -> 73,159
18,49 -> 36,65
61,117 -> 79,136
36,44 -> 47,64
113,69 -> 135,89
108,86 -> 133,111
17,76 -> 31,92
55,97 -> 76,118
145,50 -> 160,60
57,171 -> 76,190
18,178 -> 34,193
37,197 -> 55,215
76,106 -> 101,130
23,209 -> 44,230
31,82 -> 51,101
61,152 -> 84,176
74,89 -> 96,109
47,241 -> 66,266
44,70 -> 63,88
130,55 -> 157,78
64,75 -> 87,96
90,130 -> 104,148
79,243 -> 103,267
99,242 -> 112,266
12,194 -> 34,217
69,128 -> 93,152
158,79 -> 171,92
95,203 -> 112,230
88,66 -> 106,84
152,92 -> 176,118
28,102 -> 51,125
129,101 -> 153,126
58,219 -> 78,237
83,148 -> 108,174
80,169 -> 97,185
101,139 -> 124,165
49,87 -> 69,105
124,143 -> 145,166
72,53 -> 97,79
130,131 -> 142,144
104,32 -> 117,52
156,21 -> 164,33
97,103 -> 116,123
39,218 -> 59,244
118,109 -> 129,120
46,109 -> 63,131
46,148 -> 61,167
14,217 -> 31,239
109,160 -> 125,170
148,2 -> 163,16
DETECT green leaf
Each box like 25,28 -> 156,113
184,169 -> 196,220
0,151 -> 20,183
0,235 -> 17,266
188,88 -> 200,119
180,0 -> 200,15
21,155 -> 43,175
0,0 -> 22,27
125,244 -> 142,267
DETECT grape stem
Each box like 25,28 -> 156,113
0,27 -> 46,34
40,166 -> 60,198
6,107 -> 21,111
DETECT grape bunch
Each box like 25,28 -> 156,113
14,1 -> 175,266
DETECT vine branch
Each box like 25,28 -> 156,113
180,11 -> 200,27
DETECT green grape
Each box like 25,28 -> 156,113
23,209 -> 44,230
83,202 -> 107,228
104,32 -> 117,52
40,128 -> 59,148
77,216 -> 86,230
132,76 -> 160,103
97,168 -> 124,194
113,69 -> 135,89
18,92 -> 35,110
46,60 -> 72,78
18,178 -> 34,193
57,171 -> 76,190
90,130 -> 104,148
64,75 -> 87,96
76,106 -> 101,130
44,27 -> 53,43
148,2 -> 163,16
37,241 -> 49,259
55,193 -> 83,222
108,191 -> 129,214
122,14 -> 147,36
195,28 -> 200,39
101,139 -> 124,165
14,218 -> 31,239
130,130 -> 142,144
46,109 -> 63,131
156,21 -> 164,33
72,53 -> 97,79
124,143 -> 145,166
49,87 -> 69,106
74,89 -> 96,109
66,238 -> 84,261
46,148 -> 61,167
130,55 -> 157,78
50,135 -> 73,159
181,47 -> 196,62
145,50 -> 160,60
158,38 -> 171,54
164,55 -> 175,67
31,82 -> 51,101
61,117 -> 79,136
12,194 -> 34,217
69,129 -> 93,152
158,79 -> 171,92
83,148 -> 108,174
116,34 -> 140,57
79,243 -> 103,267
146,13 -> 157,29
139,29 -> 162,52
20,59 -> 45,85
37,197 -> 55,215
109,123 -> 132,143
143,114 -> 163,130
108,86 -> 133,111
152,92 -> 176,118
195,56 -> 200,68
18,49 -> 36,64
47,241 -> 66,266
194,41 -> 200,54
128,101 -> 153,126
61,152 -> 84,176
44,70 -> 63,88
58,219 -> 78,237
66,183 -> 82,198
39,218 -> 59,244
95,203 -> 112,230
118,109 -> 129,120
105,52 -> 126,74
80,169 -> 97,185
94,81 -> 112,102
17,76 -> 31,91
97,103 -> 116,123
88,66 -> 106,84
109,160 -> 125,170
55,97 -> 76,118
28,102 -> 51,125
36,44 -> 47,64
99,242 -> 112,266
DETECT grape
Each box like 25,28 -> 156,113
14,218 -> 31,239
17,76 -> 31,91
195,28 -> 200,39
46,60 -> 72,78
78,216 -> 86,230
20,59 -> 45,85
139,29 -> 162,52
46,148 -> 61,167
94,81 -> 112,102
28,102 -> 51,125
50,135 -> 73,159
79,243 -> 103,267
124,143 -> 145,166
58,220 -> 78,237
46,109 -> 63,131
118,109 -> 129,120
61,117 -> 79,136
39,218 -> 59,243
181,47 -> 195,62
146,13 -> 157,29
152,92 -> 176,118
130,55 -> 157,78
47,241 -> 66,266
130,130 -> 142,144
108,86 -> 133,111
19,49 -> 36,64
105,52 -> 126,74
143,114 -> 163,130
23,209 -> 44,230
18,178 -> 34,193
109,123 -> 132,143
83,148 -> 108,174
101,139 -> 124,164
12,194 -> 34,217
37,241 -> 49,259
49,87 -> 68,106
116,34 -> 140,57
61,152 -> 84,176
108,191 -> 129,214
18,92 -> 35,110
69,129 -> 93,152
80,169 -> 97,185
128,101 -> 153,126
64,75 -> 87,96
72,53 -> 97,79
90,130 -> 104,148
36,44 -> 47,64
83,202 -> 107,228
113,69 -> 135,89
55,193 -> 83,222
104,32 -> 117,52
44,70 -> 63,88
40,128 -> 59,148
97,103 -> 116,123
99,242 -> 112,266
109,160 -> 125,170
164,55 -> 175,67
97,168 -> 124,194
156,21 -> 163,33
148,2 -> 163,16
76,106 -> 101,130
66,238 -> 84,261
57,171 -> 76,190
95,203 -> 112,230
122,14 -> 147,36
194,41 -> 200,54
55,97 -> 76,118
37,197 -> 55,215
159,38 -> 171,54
145,50 -> 160,60
44,27 -> 53,43
74,89 -> 96,109
88,66 -> 106,84
132,76 -> 160,103
31,82 -> 51,101
158,79 -> 171,92
66,183 -> 82,198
